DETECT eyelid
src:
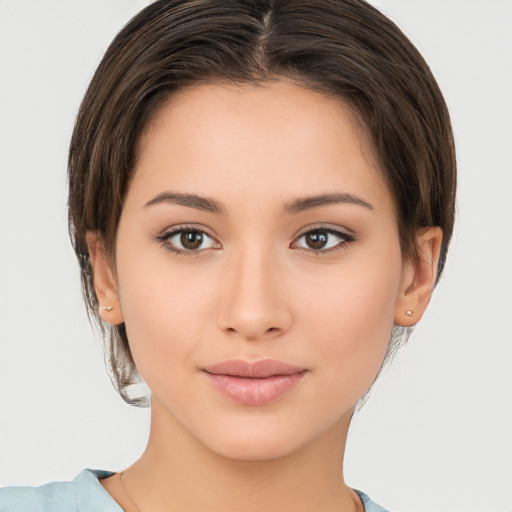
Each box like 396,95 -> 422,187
157,223 -> 216,238
292,223 -> 356,240
291,224 -> 356,252
154,224 -> 221,254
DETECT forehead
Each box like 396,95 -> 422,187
142,80 -> 375,163
132,80 -> 390,214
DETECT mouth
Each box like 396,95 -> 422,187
202,359 -> 308,405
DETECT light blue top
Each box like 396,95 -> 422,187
0,469 -> 391,511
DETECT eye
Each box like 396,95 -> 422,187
156,227 -> 220,254
292,227 -> 354,252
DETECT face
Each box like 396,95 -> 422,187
98,81 -> 421,461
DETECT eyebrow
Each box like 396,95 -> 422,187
144,191 -> 373,215
284,193 -> 374,214
144,192 -> 226,214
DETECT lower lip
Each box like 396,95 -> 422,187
204,372 -> 307,405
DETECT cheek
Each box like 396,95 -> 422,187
115,249 -> 220,383
295,248 -> 403,395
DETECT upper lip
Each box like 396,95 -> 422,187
202,359 -> 307,378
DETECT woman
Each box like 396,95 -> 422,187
0,1 -> 456,510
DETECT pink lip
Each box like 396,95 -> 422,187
202,359 -> 308,405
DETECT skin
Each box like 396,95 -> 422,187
89,80 -> 442,512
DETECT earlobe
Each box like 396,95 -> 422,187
86,232 -> 124,325
394,227 -> 443,326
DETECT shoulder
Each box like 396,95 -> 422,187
0,479 -> 76,512
356,489 -> 393,512
0,469 -> 121,512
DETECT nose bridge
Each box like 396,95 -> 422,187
218,241 -> 291,340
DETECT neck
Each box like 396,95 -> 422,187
119,400 -> 359,512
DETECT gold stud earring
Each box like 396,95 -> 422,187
405,309 -> 413,317
101,306 -> 114,312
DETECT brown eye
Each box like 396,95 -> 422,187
158,228 -> 219,254
293,227 -> 354,253
304,231 -> 329,250
180,231 -> 204,250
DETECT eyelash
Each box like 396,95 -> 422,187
154,225 -> 220,256
292,226 -> 356,255
155,225 -> 355,256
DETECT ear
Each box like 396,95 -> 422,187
86,232 -> 124,325
394,227 -> 443,326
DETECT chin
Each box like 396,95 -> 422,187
206,432 -> 302,462
193,413 -> 335,463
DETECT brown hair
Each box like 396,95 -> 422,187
68,0 -> 456,405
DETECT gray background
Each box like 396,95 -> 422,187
0,1 -> 511,511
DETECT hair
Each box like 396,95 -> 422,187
68,0 -> 456,405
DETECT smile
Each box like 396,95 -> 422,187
202,359 -> 308,405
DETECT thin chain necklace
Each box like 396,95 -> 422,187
118,471 -> 363,512
119,471 -> 142,512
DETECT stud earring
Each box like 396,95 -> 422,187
101,306 -> 114,312
405,309 -> 413,317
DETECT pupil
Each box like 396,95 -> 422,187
181,231 -> 203,250
306,231 -> 328,249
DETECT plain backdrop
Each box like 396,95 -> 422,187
0,1 -> 511,511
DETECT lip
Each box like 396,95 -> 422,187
202,359 -> 308,405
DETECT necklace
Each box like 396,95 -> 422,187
119,471 -> 142,512
119,471 -> 362,512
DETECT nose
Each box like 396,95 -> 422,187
217,246 -> 292,341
